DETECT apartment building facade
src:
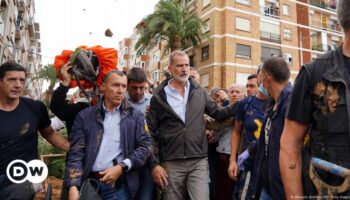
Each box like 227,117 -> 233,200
118,23 -> 163,84
0,0 -> 42,99
119,0 -> 342,90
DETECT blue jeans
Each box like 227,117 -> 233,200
99,182 -> 130,200
136,163 -> 154,200
259,188 -> 272,200
232,170 -> 251,200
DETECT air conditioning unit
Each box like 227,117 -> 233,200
283,53 -> 292,63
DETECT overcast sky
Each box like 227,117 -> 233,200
35,0 -> 159,65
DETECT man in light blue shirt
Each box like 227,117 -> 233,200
66,70 -> 151,200
126,67 -> 154,200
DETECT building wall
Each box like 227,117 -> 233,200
0,0 -> 42,99
120,0 -> 342,90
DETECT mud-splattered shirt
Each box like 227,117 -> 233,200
0,97 -> 51,175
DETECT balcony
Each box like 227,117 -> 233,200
35,32 -> 40,39
15,27 -> 21,40
153,61 -> 161,69
260,31 -> 281,43
123,54 -> 130,60
124,38 -> 132,47
187,0 -> 196,12
28,17 -> 35,38
312,43 -> 328,51
23,89 -> 30,96
310,18 -> 342,33
141,55 -> 150,62
28,53 -> 35,61
34,22 -> 40,32
309,0 -> 336,11
17,0 -> 25,12
26,71 -> 33,78
260,6 -> 280,19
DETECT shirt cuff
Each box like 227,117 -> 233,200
122,159 -> 132,171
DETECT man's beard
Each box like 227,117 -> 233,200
173,74 -> 189,83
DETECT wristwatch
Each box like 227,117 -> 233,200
119,162 -> 128,172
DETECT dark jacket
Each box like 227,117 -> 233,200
300,46 -> 350,168
146,78 -> 235,166
289,46 -> 350,195
65,99 -> 151,198
50,84 -> 89,134
247,83 -> 292,200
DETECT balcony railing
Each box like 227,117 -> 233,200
310,18 -> 342,33
15,27 -> 21,40
260,6 -> 280,19
260,31 -> 281,43
309,0 -> 336,11
312,43 -> 328,51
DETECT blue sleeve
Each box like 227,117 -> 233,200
127,112 -> 151,169
235,99 -> 246,121
65,111 -> 86,187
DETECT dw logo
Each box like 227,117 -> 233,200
6,159 -> 48,184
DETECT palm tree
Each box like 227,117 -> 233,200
135,0 -> 207,55
33,64 -> 58,105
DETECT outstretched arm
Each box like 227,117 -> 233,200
39,126 -> 70,152
280,119 -> 308,199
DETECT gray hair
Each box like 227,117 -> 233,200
337,0 -> 350,31
228,83 -> 245,94
103,70 -> 126,83
169,50 -> 188,65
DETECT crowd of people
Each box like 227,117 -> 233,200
1,0 -> 350,199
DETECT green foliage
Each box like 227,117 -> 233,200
48,157 -> 66,179
33,64 -> 58,92
38,128 -> 67,179
135,0 -> 208,55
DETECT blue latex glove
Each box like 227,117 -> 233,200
237,149 -> 249,171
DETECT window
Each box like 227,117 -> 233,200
152,70 -> 160,82
203,0 -> 210,8
236,44 -> 251,59
203,19 -> 210,33
189,55 -> 195,67
201,46 -> 209,60
283,4 -> 291,16
236,17 -> 250,32
283,28 -> 292,40
261,45 -> 281,61
283,53 -> 293,64
260,20 -> 280,42
236,73 -> 251,85
0,17 -> 4,37
201,74 -> 209,87
236,0 -> 250,5
125,47 -> 129,54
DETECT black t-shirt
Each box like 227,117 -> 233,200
0,97 -> 51,174
286,67 -> 312,124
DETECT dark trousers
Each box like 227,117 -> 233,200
215,153 -> 234,200
0,175 -> 35,200
208,142 -> 217,200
